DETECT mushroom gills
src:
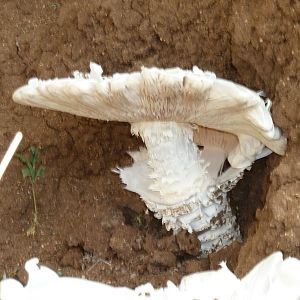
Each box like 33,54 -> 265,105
117,121 -> 242,256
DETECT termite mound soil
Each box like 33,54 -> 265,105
0,0 -> 299,287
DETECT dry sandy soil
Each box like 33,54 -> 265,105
0,0 -> 299,288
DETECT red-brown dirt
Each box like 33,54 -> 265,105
0,0 -> 299,288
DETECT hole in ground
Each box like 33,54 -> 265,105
230,158 -> 270,239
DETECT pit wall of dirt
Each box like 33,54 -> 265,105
0,0 -> 299,286
230,0 -> 300,276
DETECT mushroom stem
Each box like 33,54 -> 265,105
131,122 -> 211,205
118,121 -> 241,255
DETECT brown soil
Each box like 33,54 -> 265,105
0,0 -> 299,288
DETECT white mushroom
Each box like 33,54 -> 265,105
13,63 -> 287,255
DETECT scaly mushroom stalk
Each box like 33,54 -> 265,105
12,63 -> 287,255
118,121 -> 241,255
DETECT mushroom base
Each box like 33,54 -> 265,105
117,122 -> 241,255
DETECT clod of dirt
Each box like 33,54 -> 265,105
109,225 -> 143,260
175,231 -> 200,256
60,247 -> 83,270
183,259 -> 210,274
152,250 -> 177,268
209,241 -> 241,271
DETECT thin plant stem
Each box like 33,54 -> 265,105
27,178 -> 38,236
30,178 -> 38,221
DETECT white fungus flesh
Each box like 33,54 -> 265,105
12,63 -> 287,255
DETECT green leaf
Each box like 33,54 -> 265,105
22,167 -> 31,178
29,147 -> 39,167
17,147 -> 45,182
17,153 -> 34,175
36,166 -> 45,179
16,153 -> 31,166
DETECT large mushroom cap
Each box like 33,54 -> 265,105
13,63 -> 286,155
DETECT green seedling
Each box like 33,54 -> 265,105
16,146 -> 45,236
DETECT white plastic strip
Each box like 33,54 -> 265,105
0,132 -> 23,180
